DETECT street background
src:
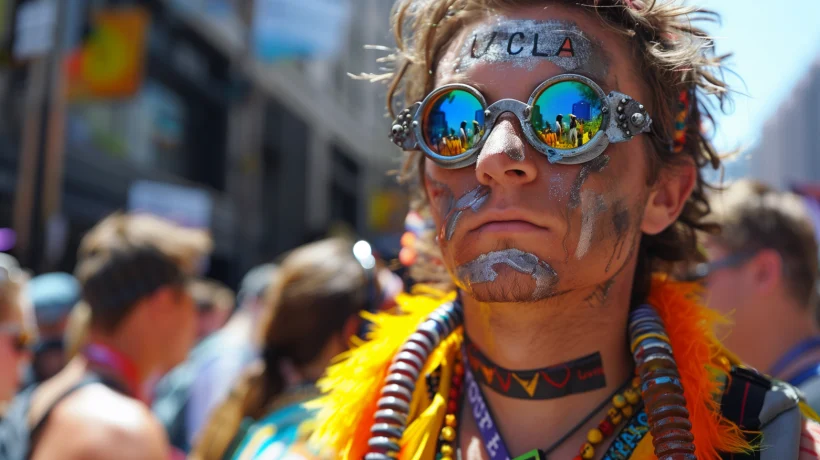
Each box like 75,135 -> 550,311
0,0 -> 817,287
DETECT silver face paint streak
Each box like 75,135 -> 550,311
442,185 -> 491,241
575,191 -> 608,260
455,19 -> 609,80
568,155 -> 610,210
456,249 -> 558,300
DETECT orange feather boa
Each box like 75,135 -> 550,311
310,278 -> 754,459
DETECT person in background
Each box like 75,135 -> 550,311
701,179 -> 820,411
7,213 -> 211,460
0,254 -> 34,412
191,238 -> 379,460
0,254 -> 35,459
25,273 -> 81,385
190,278 -> 235,342
153,264 -> 278,454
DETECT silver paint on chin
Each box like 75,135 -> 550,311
455,19 -> 608,80
456,249 -> 558,300
575,191 -> 608,260
442,185 -> 491,241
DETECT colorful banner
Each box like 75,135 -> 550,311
65,7 -> 150,101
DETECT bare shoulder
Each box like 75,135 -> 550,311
31,384 -> 169,460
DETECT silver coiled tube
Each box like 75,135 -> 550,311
364,301 -> 464,458
629,304 -> 697,460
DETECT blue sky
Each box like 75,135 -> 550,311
698,0 -> 820,178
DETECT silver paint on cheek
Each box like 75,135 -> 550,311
568,155 -> 610,210
575,191 -> 608,260
456,249 -> 558,300
455,19 -> 608,79
442,185 -> 491,241
549,173 -> 570,201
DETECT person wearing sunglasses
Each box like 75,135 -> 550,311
308,1 -> 820,460
700,180 -> 820,413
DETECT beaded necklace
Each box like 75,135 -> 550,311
363,301 -> 696,460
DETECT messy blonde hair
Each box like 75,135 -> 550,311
375,0 -> 730,300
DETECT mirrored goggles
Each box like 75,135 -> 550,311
389,73 -> 653,168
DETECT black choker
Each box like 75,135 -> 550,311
464,336 -> 607,400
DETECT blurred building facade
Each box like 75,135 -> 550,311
747,57 -> 820,189
0,0 -> 404,284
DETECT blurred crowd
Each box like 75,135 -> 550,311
0,177 -> 819,459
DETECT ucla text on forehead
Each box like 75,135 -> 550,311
456,19 -> 601,75
470,29 -> 576,59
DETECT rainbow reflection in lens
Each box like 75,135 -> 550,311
422,89 -> 485,157
531,81 -> 603,150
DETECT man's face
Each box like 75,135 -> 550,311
424,5 -> 655,303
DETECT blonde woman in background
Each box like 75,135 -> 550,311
192,237 -> 383,460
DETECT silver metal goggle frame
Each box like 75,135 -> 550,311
389,73 -> 652,168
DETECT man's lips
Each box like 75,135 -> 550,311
468,210 -> 551,234
474,220 -> 548,233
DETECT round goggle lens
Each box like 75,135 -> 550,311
422,89 -> 485,157
531,81 -> 604,150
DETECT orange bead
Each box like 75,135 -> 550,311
400,231 -> 416,248
399,247 -> 417,266
445,414 -> 457,427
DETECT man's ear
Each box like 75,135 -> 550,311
641,160 -> 697,235
748,249 -> 783,295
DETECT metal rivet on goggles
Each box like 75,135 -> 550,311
389,73 -> 652,168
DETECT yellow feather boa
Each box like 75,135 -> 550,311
309,278 -> 754,459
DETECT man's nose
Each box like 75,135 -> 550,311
474,115 -> 538,187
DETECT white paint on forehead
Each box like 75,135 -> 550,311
453,18 -> 602,75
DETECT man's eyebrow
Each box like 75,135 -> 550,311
435,75 -> 490,94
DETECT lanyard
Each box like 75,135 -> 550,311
83,342 -> 143,401
463,347 -> 513,460
788,363 -> 820,387
768,337 -> 820,377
